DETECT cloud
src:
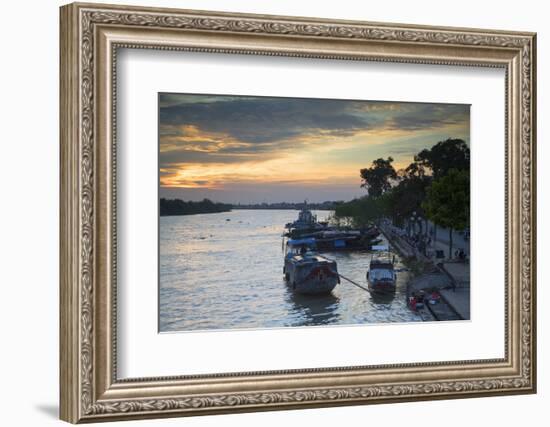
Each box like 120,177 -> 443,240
160,94 -> 372,144
159,93 -> 244,108
385,103 -> 469,131
158,93 -> 470,192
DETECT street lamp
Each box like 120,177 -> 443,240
409,211 -> 418,237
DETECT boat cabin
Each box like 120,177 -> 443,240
285,237 -> 316,258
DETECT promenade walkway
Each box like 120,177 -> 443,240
440,288 -> 470,320
380,222 -> 470,320
441,262 -> 470,287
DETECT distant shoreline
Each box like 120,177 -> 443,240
160,207 -> 336,217
233,206 -> 333,211
160,198 -> 340,216
160,198 -> 232,217
160,210 -> 232,217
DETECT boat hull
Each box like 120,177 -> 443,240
367,279 -> 396,293
285,259 -> 339,295
291,273 -> 339,295
368,282 -> 395,294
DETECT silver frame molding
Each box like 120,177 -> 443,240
60,2 -> 537,423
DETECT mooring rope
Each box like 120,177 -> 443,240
338,272 -> 372,294
317,254 -> 372,294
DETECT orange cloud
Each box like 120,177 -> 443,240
160,118 -> 469,190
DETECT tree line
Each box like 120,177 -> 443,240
160,198 -> 232,216
334,138 -> 470,257
235,201 -> 338,210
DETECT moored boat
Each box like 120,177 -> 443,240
313,229 -> 382,252
284,202 -> 329,238
283,238 -> 339,295
283,204 -> 381,251
366,247 -> 397,293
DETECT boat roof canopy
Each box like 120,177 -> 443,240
287,237 -> 316,246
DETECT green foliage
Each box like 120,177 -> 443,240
359,157 -> 397,197
385,174 -> 431,226
334,196 -> 384,228
422,169 -> 470,231
337,138 -> 470,233
414,138 -> 470,179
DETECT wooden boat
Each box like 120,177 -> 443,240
366,247 -> 397,293
283,238 -> 339,295
284,203 -> 328,238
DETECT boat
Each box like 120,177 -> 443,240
366,246 -> 397,293
284,202 -> 328,238
283,238 -> 339,295
283,203 -> 382,251
313,228 -> 382,252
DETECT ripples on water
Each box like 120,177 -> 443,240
160,210 -> 423,332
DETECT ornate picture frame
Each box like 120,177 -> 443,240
60,2 -> 536,423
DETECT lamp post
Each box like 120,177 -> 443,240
410,211 -> 418,238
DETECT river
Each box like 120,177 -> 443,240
160,209 -> 423,332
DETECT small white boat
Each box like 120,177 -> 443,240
366,246 -> 397,293
283,238 -> 339,295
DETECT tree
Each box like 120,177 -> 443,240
415,138 -> 469,179
422,169 -> 470,258
333,196 -> 384,228
386,174 -> 430,228
359,157 -> 397,197
385,161 -> 433,227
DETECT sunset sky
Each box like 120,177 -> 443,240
159,93 -> 470,203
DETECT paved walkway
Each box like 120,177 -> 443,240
429,221 -> 470,257
432,239 -> 468,261
440,288 -> 471,320
380,222 -> 471,321
442,262 -> 470,287
379,224 -> 429,261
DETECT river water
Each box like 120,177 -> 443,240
160,209 -> 423,332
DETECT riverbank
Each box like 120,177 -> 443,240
378,223 -> 469,321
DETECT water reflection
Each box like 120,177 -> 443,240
368,291 -> 396,305
159,210 -> 423,332
286,290 -> 340,326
